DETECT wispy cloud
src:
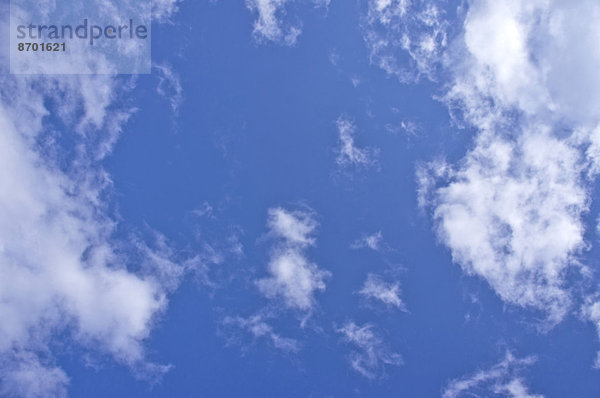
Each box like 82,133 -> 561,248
443,351 -> 542,398
336,321 -> 402,379
256,207 -> 331,312
364,0 -> 448,82
221,313 -> 300,353
335,116 -> 378,169
359,274 -> 406,311
245,0 -> 301,45
152,0 -> 181,22
155,63 -> 183,116
581,297 -> 600,369
351,231 -> 384,252
245,0 -> 328,45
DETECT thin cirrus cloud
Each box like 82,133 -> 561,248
336,321 -> 402,379
351,231 -> 384,252
365,0 -> 600,332
154,62 -> 184,116
256,207 -> 331,312
152,0 -> 181,21
442,351 -> 543,398
0,0 -> 185,396
220,313 -> 300,353
245,0 -> 302,45
359,274 -> 407,311
335,116 -> 378,169
245,0 -> 329,45
364,0 -> 448,82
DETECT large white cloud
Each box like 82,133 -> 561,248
444,0 -> 600,130
428,130 -> 588,324
0,74 -> 176,398
0,1 -> 186,395
388,0 -> 600,331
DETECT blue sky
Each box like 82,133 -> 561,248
3,0 -> 600,397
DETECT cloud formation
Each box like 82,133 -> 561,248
221,314 -> 300,353
351,231 -> 384,252
0,76 -> 175,396
335,116 -> 377,169
443,0 -> 600,131
336,321 -> 402,379
155,62 -> 184,115
0,353 -> 70,398
245,0 -> 301,45
0,1 -> 185,395
364,0 -> 448,82
245,0 -> 329,45
428,130 -> 587,324
152,0 -> 181,22
359,274 -> 406,311
257,207 -> 330,311
442,351 -> 543,398
400,0 -> 600,331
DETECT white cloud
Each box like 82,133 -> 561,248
335,116 -> 377,168
191,201 -> 215,219
366,0 -> 600,125
221,314 -> 300,353
359,274 -> 406,311
0,79 -> 177,395
442,351 -> 543,398
0,78 -> 189,391
580,298 -> 600,368
414,0 -> 600,331
351,231 -> 384,251
245,0 -> 330,45
336,321 -> 402,379
364,0 -> 448,82
385,120 -> 421,137
444,0 -> 600,131
0,1 -> 185,395
245,0 -> 301,45
257,208 -> 330,312
155,63 -> 184,115
0,353 -> 69,398
427,130 -> 587,325
416,158 -> 451,210
152,0 -> 181,22
313,0 -> 330,9
267,207 -> 317,246
366,0 -> 600,345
